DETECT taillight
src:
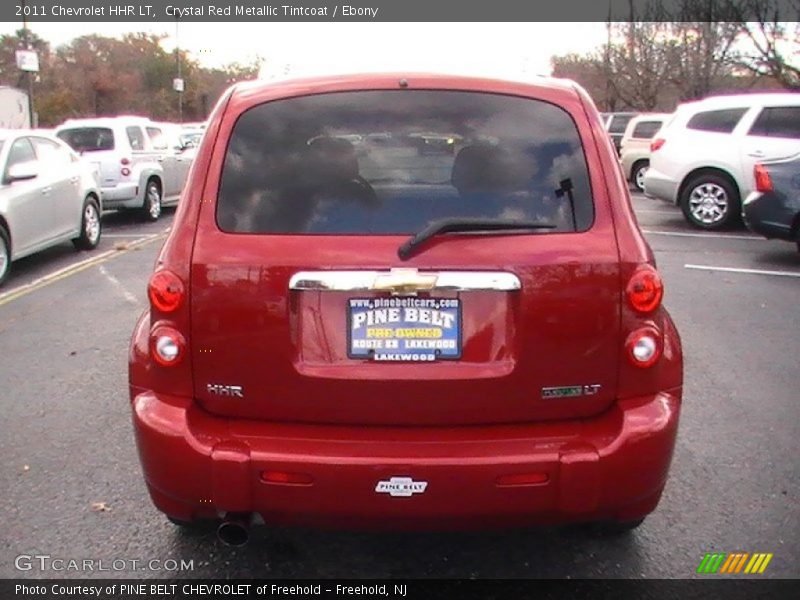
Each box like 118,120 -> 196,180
754,164 -> 773,192
148,270 -> 185,313
120,157 -> 131,166
650,138 -> 665,152
120,167 -> 131,176
625,327 -> 662,368
149,326 -> 186,366
626,265 -> 663,314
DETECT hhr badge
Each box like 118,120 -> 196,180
375,477 -> 428,497
206,383 -> 244,398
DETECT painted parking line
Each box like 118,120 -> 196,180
685,264 -> 800,278
99,264 -> 140,305
103,233 -> 156,238
0,233 -> 166,307
643,229 -> 762,241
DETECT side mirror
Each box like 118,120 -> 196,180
5,161 -> 39,183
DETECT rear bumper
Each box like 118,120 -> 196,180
743,192 -> 798,241
643,168 -> 680,204
100,183 -> 140,207
131,389 -> 681,530
620,151 -> 646,180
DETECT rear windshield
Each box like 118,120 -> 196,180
631,120 -> 663,139
608,115 -> 635,134
218,90 -> 594,234
57,127 -> 115,153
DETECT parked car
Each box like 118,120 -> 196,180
156,122 -> 199,183
620,113 -> 670,192
604,112 -> 639,155
129,74 -> 683,544
55,116 -> 193,221
742,154 -> 800,252
178,128 -> 205,150
0,129 -> 101,286
644,93 -> 800,230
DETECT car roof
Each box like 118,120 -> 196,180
56,116 -> 154,129
231,72 -> 584,105
629,113 -> 670,123
0,128 -> 60,141
679,92 -> 800,112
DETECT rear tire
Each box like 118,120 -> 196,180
631,160 -> 649,192
72,197 -> 102,250
0,227 -> 10,287
680,173 -> 741,230
141,180 -> 162,222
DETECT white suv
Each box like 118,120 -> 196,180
620,113 -> 669,192
644,93 -> 800,230
55,117 -> 193,221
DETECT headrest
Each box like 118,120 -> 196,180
451,143 -> 530,195
305,136 -> 360,183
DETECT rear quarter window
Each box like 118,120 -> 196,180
217,90 -> 595,235
686,108 -> 747,133
146,127 -> 168,150
126,126 -> 145,151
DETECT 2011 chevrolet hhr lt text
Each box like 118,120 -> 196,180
129,74 -> 683,545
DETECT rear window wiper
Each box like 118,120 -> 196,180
398,218 -> 556,260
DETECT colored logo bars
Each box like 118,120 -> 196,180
697,552 -> 773,574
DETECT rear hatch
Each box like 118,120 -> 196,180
56,126 -> 120,187
190,88 -> 622,426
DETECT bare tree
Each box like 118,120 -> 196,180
551,52 -> 616,109
737,0 -> 800,89
666,23 -> 744,100
604,21 -> 677,110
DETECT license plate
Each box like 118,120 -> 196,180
348,297 -> 461,361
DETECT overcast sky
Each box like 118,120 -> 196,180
0,22 -> 610,78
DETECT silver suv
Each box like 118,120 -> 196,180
55,116 -> 193,221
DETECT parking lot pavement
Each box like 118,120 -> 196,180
0,196 -> 797,579
0,210 -> 174,305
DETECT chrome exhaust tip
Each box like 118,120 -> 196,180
216,515 -> 250,547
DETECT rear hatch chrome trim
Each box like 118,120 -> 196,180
289,269 -> 522,293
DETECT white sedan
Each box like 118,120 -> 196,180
0,129 -> 102,286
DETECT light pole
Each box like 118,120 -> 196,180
174,19 -> 183,123
19,0 -> 36,126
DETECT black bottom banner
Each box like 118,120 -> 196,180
3,579 -> 800,600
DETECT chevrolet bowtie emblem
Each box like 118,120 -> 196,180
371,268 -> 438,295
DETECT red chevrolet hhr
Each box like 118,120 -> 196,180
129,73 -> 682,545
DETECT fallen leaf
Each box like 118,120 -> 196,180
115,242 -> 129,251
91,502 -> 111,512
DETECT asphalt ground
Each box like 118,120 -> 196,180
0,195 -> 798,580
